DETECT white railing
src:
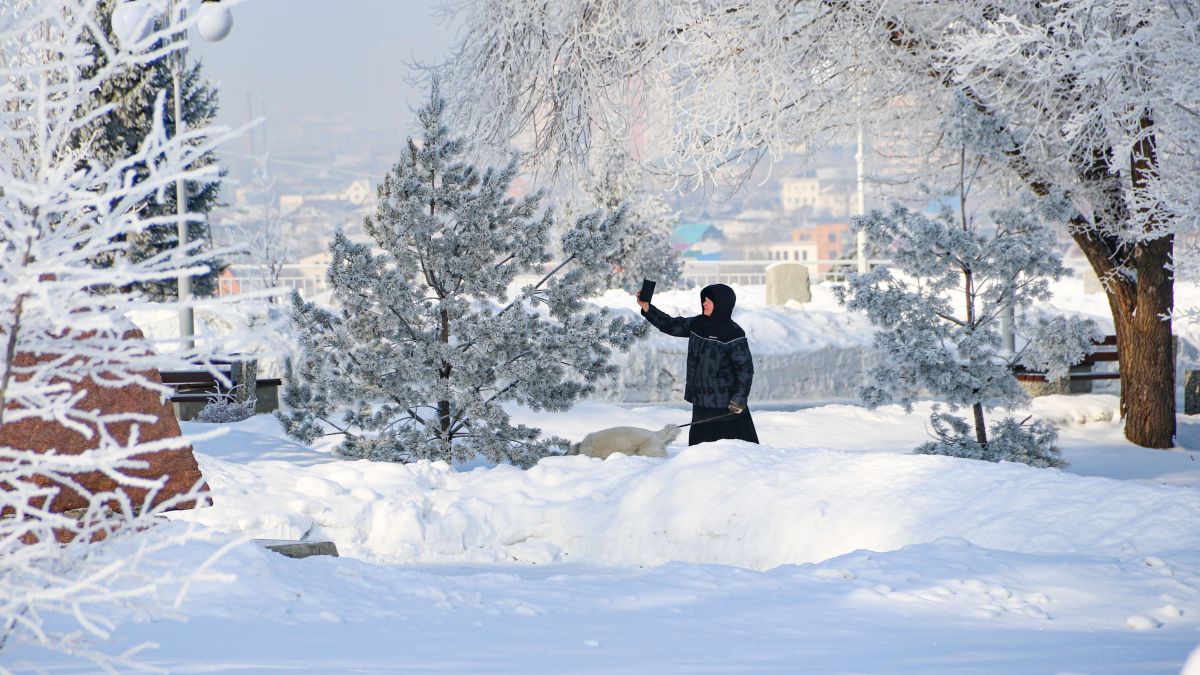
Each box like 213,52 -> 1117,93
217,264 -> 329,299
680,259 -> 890,287
682,260 -> 772,287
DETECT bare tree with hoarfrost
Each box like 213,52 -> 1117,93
443,0 -> 1200,449
569,144 -> 682,292
837,100 -> 1098,467
0,1 -> 244,667
225,153 -> 290,299
276,84 -> 645,469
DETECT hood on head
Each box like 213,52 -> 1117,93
700,283 -> 736,323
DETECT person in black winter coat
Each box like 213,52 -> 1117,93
636,283 -> 759,446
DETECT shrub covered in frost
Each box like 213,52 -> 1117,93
916,409 -> 1066,468
195,387 -> 256,424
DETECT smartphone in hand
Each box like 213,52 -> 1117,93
639,279 -> 656,305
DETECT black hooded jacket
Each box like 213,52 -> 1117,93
641,283 -> 754,409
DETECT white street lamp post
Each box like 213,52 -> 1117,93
855,120 -> 868,275
170,29 -> 192,350
112,0 -> 233,352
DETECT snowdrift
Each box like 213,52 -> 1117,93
178,440 -> 1200,571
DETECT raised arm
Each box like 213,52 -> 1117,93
641,304 -> 693,338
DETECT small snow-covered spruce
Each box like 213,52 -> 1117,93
837,106 -> 1096,467
277,83 -> 645,468
570,145 -> 683,292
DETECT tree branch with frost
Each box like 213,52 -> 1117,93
0,1 -> 264,669
442,0 -> 1197,449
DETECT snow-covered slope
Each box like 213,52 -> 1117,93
13,379 -> 1200,671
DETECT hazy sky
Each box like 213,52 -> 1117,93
191,0 -> 459,142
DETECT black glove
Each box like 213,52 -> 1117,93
727,401 -> 745,414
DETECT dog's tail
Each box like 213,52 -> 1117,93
657,424 -> 681,445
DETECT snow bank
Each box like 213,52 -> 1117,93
32,522 -> 1194,674
176,439 -> 1200,571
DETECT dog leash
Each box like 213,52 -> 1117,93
678,410 -> 742,428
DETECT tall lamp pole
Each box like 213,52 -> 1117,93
855,120 -> 868,275
112,0 -> 234,352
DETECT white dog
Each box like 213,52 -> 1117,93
568,424 -> 681,459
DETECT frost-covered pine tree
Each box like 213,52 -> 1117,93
1,1 -> 244,668
277,84 -> 645,468
75,0 -> 225,300
837,99 -> 1098,468
573,145 -> 683,292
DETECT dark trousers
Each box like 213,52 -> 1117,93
688,404 -> 760,446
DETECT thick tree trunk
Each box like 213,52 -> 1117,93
1074,231 -> 1175,448
1115,237 -> 1176,448
1123,115 -> 1176,448
1084,113 -> 1176,446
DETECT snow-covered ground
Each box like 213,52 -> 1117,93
10,277 -> 1200,673
11,397 -> 1200,673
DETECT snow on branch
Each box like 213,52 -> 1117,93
444,0 -> 1200,236
0,0 -> 253,668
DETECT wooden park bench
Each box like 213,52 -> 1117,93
1012,334 -> 1183,396
1012,335 -> 1120,389
160,359 -> 282,417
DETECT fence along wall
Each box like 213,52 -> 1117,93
217,264 -> 330,299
